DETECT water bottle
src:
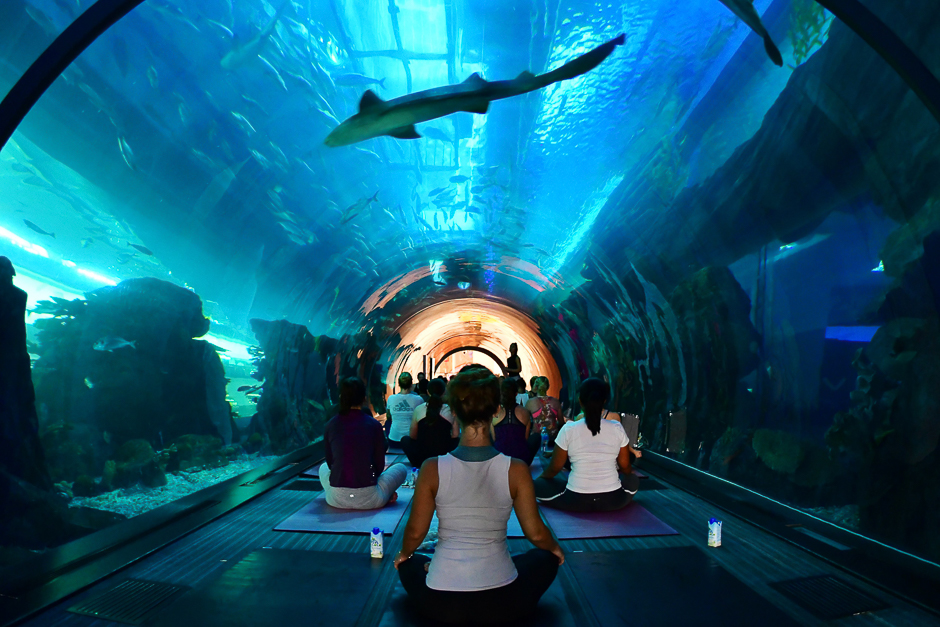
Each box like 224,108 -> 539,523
708,518 -> 722,547
370,527 -> 384,558
410,467 -> 418,487
540,427 -> 549,454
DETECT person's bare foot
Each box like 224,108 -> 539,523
389,491 -> 399,503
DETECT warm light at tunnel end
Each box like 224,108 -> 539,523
385,299 -> 562,400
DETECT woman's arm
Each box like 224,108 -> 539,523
538,445 -> 568,479
617,445 -> 632,475
394,459 -> 439,569
509,460 -> 563,564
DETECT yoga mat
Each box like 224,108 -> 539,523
302,454 -> 403,478
151,550 -> 382,627
566,548 -> 799,626
633,468 -> 647,478
275,489 -> 414,535
540,503 -> 678,539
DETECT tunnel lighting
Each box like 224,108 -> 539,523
61,260 -> 76,268
77,268 -> 118,286
0,226 -> 49,258
457,281 -> 471,289
872,261 -> 884,272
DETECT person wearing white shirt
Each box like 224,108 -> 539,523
534,378 -> 638,511
386,372 -> 425,446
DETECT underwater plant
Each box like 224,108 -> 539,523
788,0 -> 833,67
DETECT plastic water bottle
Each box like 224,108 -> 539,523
410,467 -> 418,487
708,518 -> 722,547
370,527 -> 384,558
540,427 -> 549,454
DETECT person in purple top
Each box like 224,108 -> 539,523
319,377 -> 407,509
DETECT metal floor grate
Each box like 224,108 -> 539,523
68,579 -> 188,625
769,574 -> 889,620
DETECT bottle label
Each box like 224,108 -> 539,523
370,532 -> 383,558
708,520 -> 722,547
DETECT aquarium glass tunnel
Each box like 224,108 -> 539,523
0,0 -> 939,616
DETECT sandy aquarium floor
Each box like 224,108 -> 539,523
69,455 -> 280,519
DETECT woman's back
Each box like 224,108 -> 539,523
554,419 -> 629,494
417,408 -> 455,456
428,453 -> 516,591
493,406 -> 530,462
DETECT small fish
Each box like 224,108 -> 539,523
118,136 -> 136,170
258,55 -> 288,92
23,220 -> 55,238
128,243 -> 153,256
231,111 -> 256,134
340,191 -> 379,224
81,238 -> 95,248
428,186 -> 448,196
237,384 -> 261,392
84,377 -> 95,389
449,175 -> 469,184
147,65 -> 159,88
334,73 -> 386,89
93,336 -> 137,352
117,253 -> 136,264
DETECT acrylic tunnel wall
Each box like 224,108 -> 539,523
1,0 -> 940,579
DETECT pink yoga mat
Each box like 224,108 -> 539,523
275,488 -> 414,534
540,503 -> 677,539
301,455 -> 403,478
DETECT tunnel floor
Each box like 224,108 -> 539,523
21,455 -> 938,627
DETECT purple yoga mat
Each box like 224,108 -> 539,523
301,454 -> 403,478
275,488 -> 414,535
540,503 -> 677,539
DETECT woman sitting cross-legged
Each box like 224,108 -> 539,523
400,377 -> 459,468
491,377 -> 536,465
319,377 -> 407,510
395,365 -> 564,624
533,378 -> 639,512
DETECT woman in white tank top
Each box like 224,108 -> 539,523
394,365 -> 564,624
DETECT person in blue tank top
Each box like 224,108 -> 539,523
395,365 -> 563,624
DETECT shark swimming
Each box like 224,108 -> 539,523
717,0 -> 783,66
324,33 -> 626,147
221,0 -> 292,71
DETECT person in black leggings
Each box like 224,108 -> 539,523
533,378 -> 638,512
394,365 -> 563,624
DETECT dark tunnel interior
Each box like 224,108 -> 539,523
1,0 -> 940,623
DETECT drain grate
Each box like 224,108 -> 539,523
68,579 -> 188,625
769,574 -> 889,620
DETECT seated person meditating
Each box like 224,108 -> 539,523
387,372 -> 425,447
400,377 -> 459,468
533,378 -> 638,512
319,377 -> 407,509
491,378 -> 536,465
395,366 -> 563,624
525,376 -> 562,451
